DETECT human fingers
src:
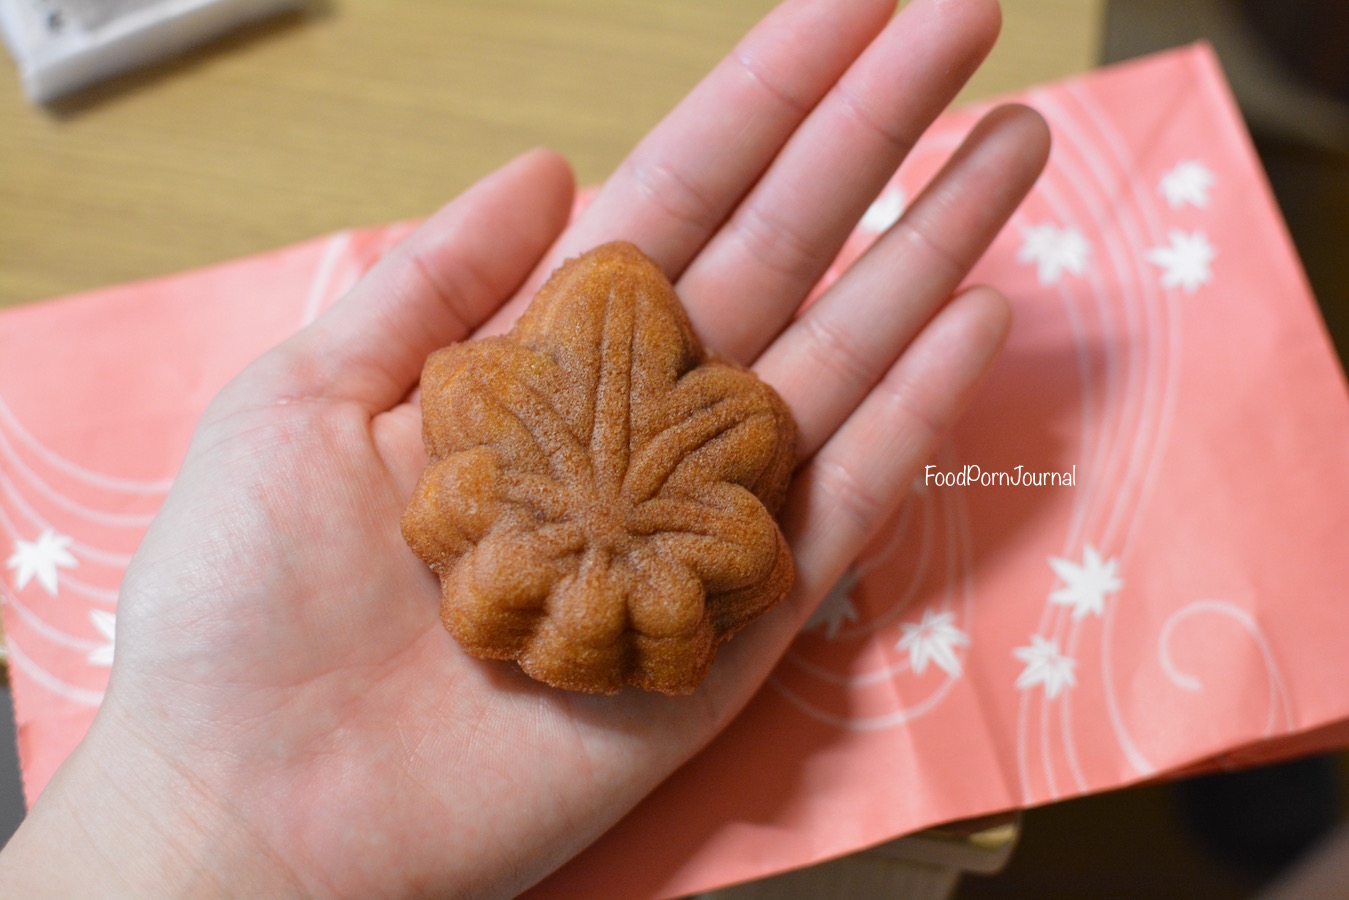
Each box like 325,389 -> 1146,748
478,0 -> 897,335
229,148 -> 575,414
781,287 -> 1009,618
696,287 -> 1011,711
678,0 -> 1004,363
755,103 -> 1049,459
695,286 -> 1009,719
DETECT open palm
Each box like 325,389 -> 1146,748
4,1 -> 1049,896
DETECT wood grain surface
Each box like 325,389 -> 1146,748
0,0 -> 1101,310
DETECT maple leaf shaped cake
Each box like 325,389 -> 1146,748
402,242 -> 797,694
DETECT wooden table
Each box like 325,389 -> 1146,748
0,0 -> 1102,310
0,0 -> 1102,894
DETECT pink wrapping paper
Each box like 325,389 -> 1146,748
3,45 -> 1349,896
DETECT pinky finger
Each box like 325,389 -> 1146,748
779,285 -> 1011,624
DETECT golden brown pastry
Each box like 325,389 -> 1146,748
401,242 -> 796,694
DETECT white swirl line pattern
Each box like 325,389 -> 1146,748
769,445 -> 974,731
1067,83 -> 1186,563
3,591 -> 101,651
5,638 -> 106,707
1014,84 -> 1184,800
1051,84 -> 1189,783
0,393 -> 173,493
1011,129 -> 1132,799
1158,600 -> 1293,737
0,432 -> 155,530
1069,82 -> 1196,783
779,490 -> 932,684
804,487 -> 931,643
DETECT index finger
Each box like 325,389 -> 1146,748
478,0 -> 897,335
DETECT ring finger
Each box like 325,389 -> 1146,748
754,103 -> 1050,459
676,0 -> 1002,363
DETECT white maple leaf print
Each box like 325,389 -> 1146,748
1047,544 -> 1122,620
805,570 -> 861,639
1014,635 -> 1076,698
7,528 -> 78,596
1159,160 -> 1215,209
860,187 -> 906,233
1146,230 -> 1215,294
897,609 -> 969,677
87,610 -> 116,667
1017,224 -> 1091,285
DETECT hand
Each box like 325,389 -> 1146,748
0,0 -> 1048,896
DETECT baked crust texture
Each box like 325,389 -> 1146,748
402,242 -> 797,694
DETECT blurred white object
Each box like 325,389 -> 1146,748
0,0 -> 301,103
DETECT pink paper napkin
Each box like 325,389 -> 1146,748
4,44 -> 1349,897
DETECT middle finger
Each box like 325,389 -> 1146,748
677,0 -> 1002,363
756,103 -> 1050,459
477,0 -> 897,336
